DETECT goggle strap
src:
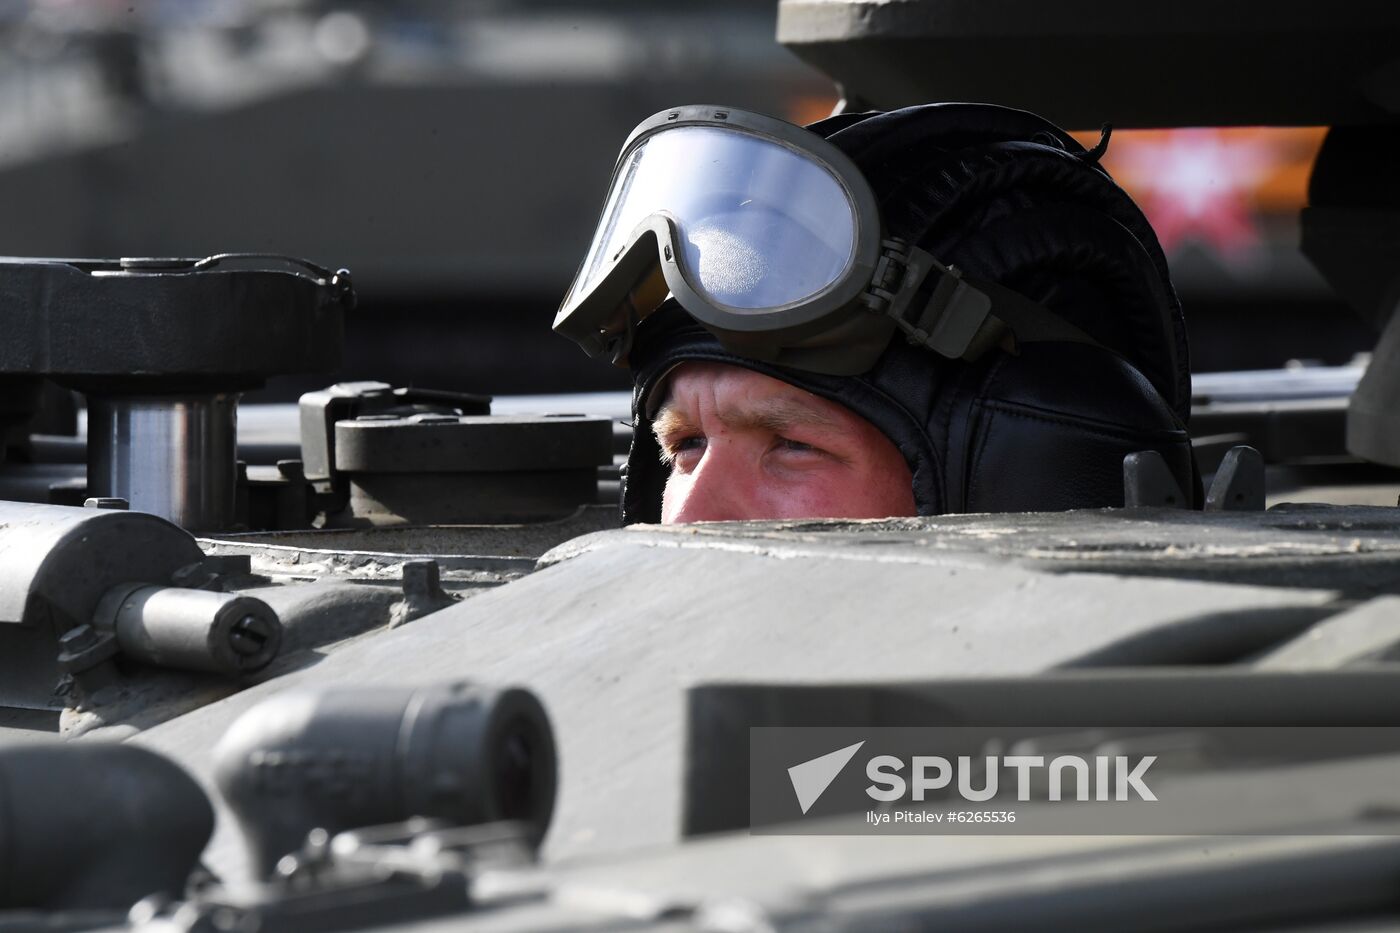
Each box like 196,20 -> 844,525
606,306 -> 641,367
884,243 -> 1103,362
971,277 -> 1105,356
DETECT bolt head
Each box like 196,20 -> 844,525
60,625 -> 99,652
83,497 -> 129,510
228,614 -> 274,657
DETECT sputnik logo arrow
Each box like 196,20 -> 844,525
787,741 -> 865,814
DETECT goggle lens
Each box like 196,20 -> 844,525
575,125 -> 857,313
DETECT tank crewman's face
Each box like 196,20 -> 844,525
652,362 -> 917,524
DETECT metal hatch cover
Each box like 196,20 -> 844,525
776,0 -> 1400,128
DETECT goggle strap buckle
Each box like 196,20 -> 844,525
879,243 -> 1000,361
878,243 -> 1105,363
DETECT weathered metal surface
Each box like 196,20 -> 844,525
1255,596 -> 1400,669
59,575 -> 469,739
1123,451 -> 1188,509
249,581 -> 414,653
1191,365 -> 1362,403
1266,463 -> 1400,509
683,671 -> 1400,838
198,505 -> 621,581
0,501 -> 204,625
87,394 -> 239,530
0,257 -> 348,388
1349,304 -> 1400,468
298,383 -> 491,488
547,505 -> 1400,596
346,470 -> 605,527
0,501 -> 205,710
335,414 -> 613,475
1204,446 -> 1266,511
407,806 -> 1400,931
0,256 -> 351,531
134,510 -> 1348,882
1191,397 -> 1351,464
1303,127 -> 1400,333
777,0 -> 1400,128
124,747 -> 1400,931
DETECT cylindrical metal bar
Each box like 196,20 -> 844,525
95,583 -> 282,675
86,394 -> 239,531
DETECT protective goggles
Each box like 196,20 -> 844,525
554,105 -> 1062,376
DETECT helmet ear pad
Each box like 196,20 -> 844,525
942,342 -> 1198,514
914,192 -> 1198,511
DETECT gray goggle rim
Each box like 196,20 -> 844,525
554,105 -> 884,362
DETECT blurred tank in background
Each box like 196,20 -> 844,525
0,0 -> 1375,401
0,0 -> 836,397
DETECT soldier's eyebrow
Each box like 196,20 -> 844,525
652,405 -> 697,445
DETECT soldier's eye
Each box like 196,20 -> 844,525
659,434 -> 705,466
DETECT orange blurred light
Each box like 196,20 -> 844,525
786,95 -> 840,128
1073,126 -> 1327,213
1070,126 -> 1327,258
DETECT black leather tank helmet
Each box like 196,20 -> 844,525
582,103 -> 1197,523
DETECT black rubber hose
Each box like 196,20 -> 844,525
0,742 -> 213,909
213,681 -> 557,877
